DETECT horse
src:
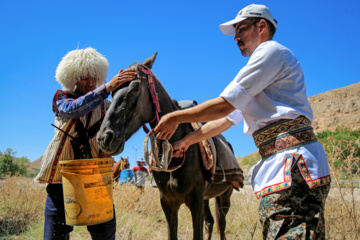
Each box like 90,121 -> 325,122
97,53 -> 242,240
112,156 -> 129,181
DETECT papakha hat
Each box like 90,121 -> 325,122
55,47 -> 109,91
219,4 -> 277,36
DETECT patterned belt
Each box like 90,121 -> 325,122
252,116 -> 318,158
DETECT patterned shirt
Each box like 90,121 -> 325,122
53,84 -> 109,118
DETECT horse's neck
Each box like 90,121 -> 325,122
153,79 -> 178,118
152,79 -> 191,142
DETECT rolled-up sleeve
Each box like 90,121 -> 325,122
220,82 -> 252,110
220,41 -> 286,112
226,109 -> 243,126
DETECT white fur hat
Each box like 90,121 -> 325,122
55,47 -> 109,91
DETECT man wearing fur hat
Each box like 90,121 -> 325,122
154,4 -> 331,239
35,47 -> 136,240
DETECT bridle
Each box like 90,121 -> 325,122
137,65 -> 186,172
138,65 -> 161,124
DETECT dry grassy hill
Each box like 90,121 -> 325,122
26,156 -> 42,173
309,82 -> 360,133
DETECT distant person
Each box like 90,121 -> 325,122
154,4 -> 331,239
119,160 -> 134,185
132,157 -> 149,190
34,47 -> 136,240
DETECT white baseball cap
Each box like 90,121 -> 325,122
219,4 -> 277,35
137,157 -> 145,163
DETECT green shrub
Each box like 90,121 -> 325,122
317,126 -> 360,177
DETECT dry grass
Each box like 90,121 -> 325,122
111,184 -> 261,240
323,138 -> 360,240
0,176 -> 46,239
0,178 -> 359,240
0,139 -> 359,239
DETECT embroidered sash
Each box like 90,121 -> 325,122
253,116 -> 318,158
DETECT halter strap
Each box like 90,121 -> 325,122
138,66 -> 161,122
138,65 -> 186,172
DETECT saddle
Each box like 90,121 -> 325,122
179,100 -> 244,189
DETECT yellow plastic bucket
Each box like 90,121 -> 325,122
61,172 -> 114,226
61,167 -> 112,175
61,165 -> 100,170
61,169 -> 94,175
61,163 -> 112,171
60,158 -> 114,167
60,158 -> 114,226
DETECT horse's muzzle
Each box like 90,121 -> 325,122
97,130 -> 116,153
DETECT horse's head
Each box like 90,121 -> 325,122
120,156 -> 129,169
121,156 -> 129,165
97,53 -> 158,155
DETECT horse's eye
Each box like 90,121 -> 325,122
112,81 -> 133,98
116,109 -> 125,126
130,80 -> 141,92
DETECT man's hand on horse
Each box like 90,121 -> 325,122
171,139 -> 189,158
154,113 -> 179,140
105,69 -> 137,93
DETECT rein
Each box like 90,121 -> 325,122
138,65 -> 186,172
143,129 -> 186,172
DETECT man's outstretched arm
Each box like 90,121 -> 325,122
154,96 -> 235,140
171,117 -> 233,158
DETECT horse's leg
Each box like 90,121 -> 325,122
188,192 -> 205,240
160,195 -> 180,240
204,199 -> 214,240
216,186 -> 233,240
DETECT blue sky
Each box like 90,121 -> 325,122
1,0 -> 359,168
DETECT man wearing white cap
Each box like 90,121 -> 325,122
154,4 -> 331,239
132,157 -> 149,190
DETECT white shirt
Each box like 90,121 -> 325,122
132,166 -> 149,187
220,41 -> 331,198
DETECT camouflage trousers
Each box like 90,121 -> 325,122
258,157 -> 330,240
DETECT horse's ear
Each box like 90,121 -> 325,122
142,52 -> 157,69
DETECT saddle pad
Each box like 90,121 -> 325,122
191,122 -> 216,170
190,122 -> 244,189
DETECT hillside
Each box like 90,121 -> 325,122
309,82 -> 360,133
25,156 -> 42,174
